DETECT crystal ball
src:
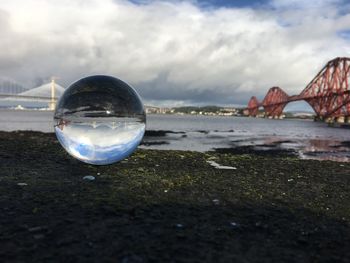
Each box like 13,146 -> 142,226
54,75 -> 146,165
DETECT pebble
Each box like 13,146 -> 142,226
230,222 -> 238,227
121,255 -> 143,263
33,234 -> 45,240
83,176 -> 95,181
175,224 -> 184,228
17,183 -> 28,186
207,160 -> 237,170
212,199 -> 220,205
28,226 -> 46,232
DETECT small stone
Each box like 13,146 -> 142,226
28,226 -> 46,232
164,190 -> 168,193
207,160 -> 237,170
255,222 -> 269,229
17,183 -> 28,186
287,178 -> 294,182
83,176 -> 95,181
230,222 -> 238,227
212,199 -> 220,205
175,224 -> 183,228
121,255 -> 143,263
97,172 -> 101,175
33,234 -> 45,240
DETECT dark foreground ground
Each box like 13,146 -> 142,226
0,131 -> 350,263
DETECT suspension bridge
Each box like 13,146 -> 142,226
0,78 -> 157,112
247,57 -> 350,123
0,78 -> 58,110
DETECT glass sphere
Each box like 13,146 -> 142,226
54,75 -> 146,165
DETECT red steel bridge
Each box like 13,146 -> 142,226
247,57 -> 350,121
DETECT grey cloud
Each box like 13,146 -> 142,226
0,0 -> 349,107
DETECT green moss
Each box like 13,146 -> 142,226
0,131 -> 350,262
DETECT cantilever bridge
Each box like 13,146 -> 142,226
247,57 -> 350,122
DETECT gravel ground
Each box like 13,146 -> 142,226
0,131 -> 350,263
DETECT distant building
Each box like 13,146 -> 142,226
222,107 -> 236,113
145,106 -> 160,114
145,106 -> 174,114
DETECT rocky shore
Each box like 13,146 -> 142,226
0,131 -> 350,262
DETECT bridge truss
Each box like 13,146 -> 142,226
247,57 -> 350,120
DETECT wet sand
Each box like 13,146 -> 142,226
1,131 -> 350,262
141,130 -> 350,162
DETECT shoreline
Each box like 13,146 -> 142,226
142,130 -> 350,162
3,129 -> 350,162
0,131 -> 350,262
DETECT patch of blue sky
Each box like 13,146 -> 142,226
337,30 -> 350,40
195,0 -> 269,8
276,19 -> 293,28
337,2 -> 350,16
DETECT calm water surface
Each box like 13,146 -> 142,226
1,110 -> 350,161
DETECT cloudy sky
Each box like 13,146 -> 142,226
0,0 -> 350,107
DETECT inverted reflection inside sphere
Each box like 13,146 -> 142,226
54,75 -> 146,165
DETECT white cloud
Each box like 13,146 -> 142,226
0,0 -> 349,106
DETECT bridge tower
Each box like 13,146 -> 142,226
247,96 -> 260,116
262,87 -> 289,118
48,77 -> 58,110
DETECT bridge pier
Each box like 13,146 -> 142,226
264,114 -> 284,119
313,116 -> 322,122
336,116 -> 345,123
324,117 -> 335,123
48,101 -> 56,111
